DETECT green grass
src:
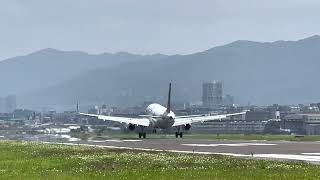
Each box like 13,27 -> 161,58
0,141 -> 319,179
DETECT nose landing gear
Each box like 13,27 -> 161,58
175,132 -> 183,138
139,132 -> 146,138
152,129 -> 157,134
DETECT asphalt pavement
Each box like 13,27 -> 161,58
40,138 -> 320,163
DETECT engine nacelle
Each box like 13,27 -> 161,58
128,124 -> 136,131
184,124 -> 191,130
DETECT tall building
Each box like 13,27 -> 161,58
202,81 -> 223,108
202,82 -> 214,108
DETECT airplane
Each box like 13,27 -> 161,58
79,83 -> 246,138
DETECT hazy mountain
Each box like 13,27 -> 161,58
13,35 -> 320,109
0,48 -> 167,96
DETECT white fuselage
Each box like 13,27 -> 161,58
145,103 -> 175,129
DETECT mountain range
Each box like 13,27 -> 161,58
2,36 -> 320,110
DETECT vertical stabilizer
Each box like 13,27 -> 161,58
166,83 -> 171,113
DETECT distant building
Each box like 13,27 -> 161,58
281,114 -> 320,135
12,109 -> 34,120
172,102 -> 190,110
100,104 -> 108,115
88,106 -> 100,114
202,81 -> 223,108
245,111 -> 271,121
192,119 -> 267,134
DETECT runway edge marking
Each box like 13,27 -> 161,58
40,141 -> 320,163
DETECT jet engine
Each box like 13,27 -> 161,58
128,124 -> 136,131
184,124 -> 191,130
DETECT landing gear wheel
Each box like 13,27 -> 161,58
152,129 -> 157,134
138,133 -> 142,138
179,132 -> 183,138
143,133 -> 146,139
175,132 -> 179,138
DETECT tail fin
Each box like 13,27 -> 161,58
166,83 -> 171,113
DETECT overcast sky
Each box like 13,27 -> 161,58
1,0 -> 320,60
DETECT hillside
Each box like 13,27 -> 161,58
12,35 -> 320,108
0,49 -> 166,96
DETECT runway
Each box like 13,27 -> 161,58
41,138 -> 320,163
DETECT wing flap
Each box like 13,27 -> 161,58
173,112 -> 246,126
79,113 -> 150,126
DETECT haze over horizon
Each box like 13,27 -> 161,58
0,34 -> 318,109
2,0 -> 320,60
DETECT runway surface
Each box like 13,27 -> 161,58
41,138 -> 320,163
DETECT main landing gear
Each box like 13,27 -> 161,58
175,132 -> 183,138
175,126 -> 183,138
138,126 -> 146,138
152,129 -> 157,134
138,132 -> 146,139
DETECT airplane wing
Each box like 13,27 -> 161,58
172,112 -> 246,127
79,113 -> 150,127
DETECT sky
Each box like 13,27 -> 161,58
1,0 -> 320,60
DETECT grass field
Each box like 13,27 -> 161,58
0,141 -> 320,179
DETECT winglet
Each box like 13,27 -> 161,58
166,83 -> 171,113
